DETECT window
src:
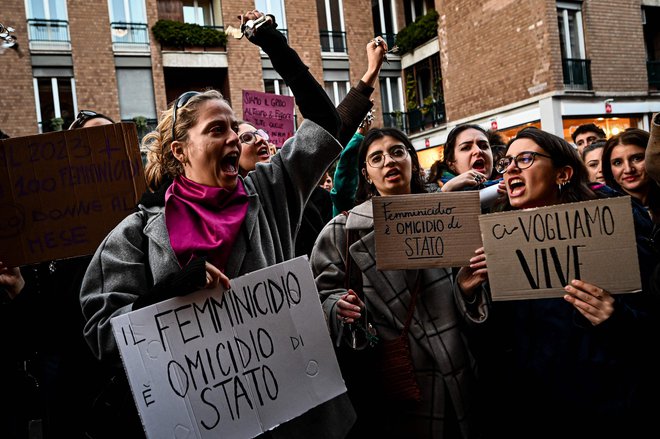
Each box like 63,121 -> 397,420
255,0 -> 287,30
116,69 -> 157,121
372,0 -> 398,48
324,81 -> 350,106
26,0 -> 67,21
183,0 -> 213,26
379,76 -> 403,113
26,0 -> 70,50
404,0 -> 429,24
108,0 -> 146,23
557,2 -> 585,59
557,2 -> 591,89
317,0 -> 346,53
264,79 -> 291,96
33,76 -> 76,133
109,0 -> 148,50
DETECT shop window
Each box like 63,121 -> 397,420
564,117 -> 643,143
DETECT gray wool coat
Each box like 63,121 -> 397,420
310,199 -> 489,439
80,119 -> 355,439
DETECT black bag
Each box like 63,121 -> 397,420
86,369 -> 144,439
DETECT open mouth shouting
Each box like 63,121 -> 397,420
256,145 -> 271,161
220,151 -> 240,177
507,177 -> 525,198
472,158 -> 486,174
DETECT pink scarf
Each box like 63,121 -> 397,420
165,175 -> 248,271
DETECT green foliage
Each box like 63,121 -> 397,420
152,20 -> 227,49
50,117 -> 64,131
132,115 -> 148,130
395,10 -> 439,55
405,71 -> 418,110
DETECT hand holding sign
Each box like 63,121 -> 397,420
563,279 -> 615,326
456,247 -> 488,298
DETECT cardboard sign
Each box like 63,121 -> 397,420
0,123 -> 146,266
111,256 -> 346,439
479,197 -> 641,300
242,90 -> 295,147
372,192 -> 482,269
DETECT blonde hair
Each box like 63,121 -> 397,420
143,90 -> 229,191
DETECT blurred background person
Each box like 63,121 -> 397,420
320,171 -> 333,191
581,139 -> 606,184
571,122 -> 606,155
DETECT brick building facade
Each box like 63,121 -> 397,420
1,0 -> 659,170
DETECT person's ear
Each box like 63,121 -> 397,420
556,165 -> 574,186
171,141 -> 188,165
362,168 -> 372,184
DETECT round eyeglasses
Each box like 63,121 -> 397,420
171,91 -> 201,141
366,145 -> 409,168
495,151 -> 552,174
239,129 -> 269,144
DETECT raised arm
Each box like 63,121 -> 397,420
244,10 -> 340,137
336,37 -> 387,145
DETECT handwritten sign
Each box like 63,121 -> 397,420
372,192 -> 482,269
242,90 -> 295,147
0,123 -> 146,266
111,256 -> 346,439
479,197 -> 641,300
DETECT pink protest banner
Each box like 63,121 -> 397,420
242,90 -> 295,147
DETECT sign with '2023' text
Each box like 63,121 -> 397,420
111,256 -> 346,439
0,123 -> 145,266
372,192 -> 482,269
479,197 -> 641,300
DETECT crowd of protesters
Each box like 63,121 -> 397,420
2,8 -> 660,439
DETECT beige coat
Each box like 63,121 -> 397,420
310,199 -> 488,439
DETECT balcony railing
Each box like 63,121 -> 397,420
111,22 -> 149,52
383,100 -> 446,135
320,30 -> 347,53
648,60 -> 660,87
562,58 -> 592,91
27,18 -> 70,51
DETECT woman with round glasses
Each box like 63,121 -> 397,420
310,127 -> 487,438
464,127 -> 659,438
237,125 -> 272,175
80,10 -> 356,438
